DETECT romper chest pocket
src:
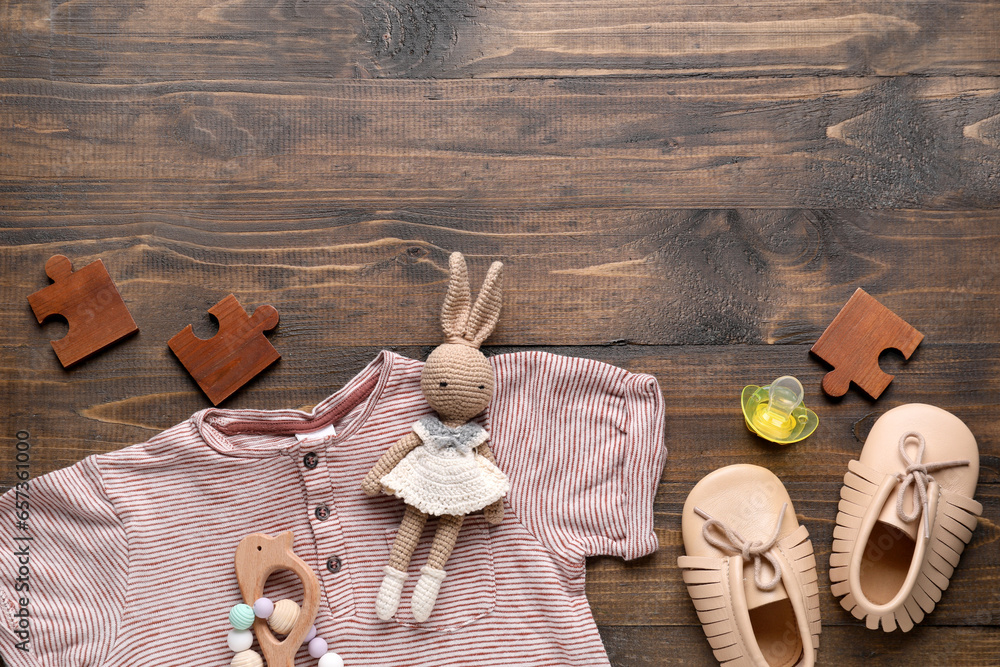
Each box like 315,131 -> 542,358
383,513 -> 496,632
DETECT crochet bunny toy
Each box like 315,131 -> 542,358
362,252 -> 508,622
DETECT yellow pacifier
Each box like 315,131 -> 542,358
741,375 -> 819,444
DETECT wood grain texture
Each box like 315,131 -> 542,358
3,76 -> 999,210
600,625 -> 1000,666
2,343 -> 998,635
167,293 -> 281,405
26,254 -> 140,367
362,0 -> 1000,79
2,310 -> 999,664
811,288 -> 924,398
2,0 -> 998,81
4,210 -> 1000,348
3,0 -> 999,661
234,531 -> 321,667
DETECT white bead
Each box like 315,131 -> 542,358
227,629 -> 253,652
267,599 -> 300,635
231,649 -> 263,667
318,652 -> 345,667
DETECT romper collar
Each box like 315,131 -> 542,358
194,350 -> 396,457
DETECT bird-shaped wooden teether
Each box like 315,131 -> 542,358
234,532 -> 319,667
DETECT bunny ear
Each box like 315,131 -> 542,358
441,252 -> 471,339
465,261 -> 503,346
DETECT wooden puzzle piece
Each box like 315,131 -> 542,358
168,294 -> 280,405
27,255 -> 139,367
810,288 -> 924,399
234,532 -> 320,667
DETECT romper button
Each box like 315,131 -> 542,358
326,555 -> 342,573
314,504 -> 330,521
303,452 -> 318,469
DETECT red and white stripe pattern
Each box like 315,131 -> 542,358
0,350 -> 665,666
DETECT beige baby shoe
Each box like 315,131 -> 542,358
830,403 -> 982,632
679,465 -> 821,667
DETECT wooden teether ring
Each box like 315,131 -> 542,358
234,532 -> 319,667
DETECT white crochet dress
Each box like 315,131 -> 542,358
380,417 -> 509,516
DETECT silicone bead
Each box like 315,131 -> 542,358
267,599 -> 300,635
308,637 -> 329,658
227,629 -> 253,652
318,653 -> 345,667
253,597 -> 274,619
230,649 -> 263,667
228,604 -> 255,631
305,625 -> 317,642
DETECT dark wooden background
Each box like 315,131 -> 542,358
2,0 -> 999,664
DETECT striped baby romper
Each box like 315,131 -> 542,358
0,350 -> 665,666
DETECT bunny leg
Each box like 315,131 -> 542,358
411,514 -> 464,622
376,504 -> 426,620
388,505 -> 427,571
426,514 -> 464,569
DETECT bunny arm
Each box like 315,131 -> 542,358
477,441 -> 506,525
362,431 -> 423,496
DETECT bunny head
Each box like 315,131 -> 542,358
420,253 -> 503,423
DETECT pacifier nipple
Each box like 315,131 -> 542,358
740,375 -> 819,445
752,376 -> 803,439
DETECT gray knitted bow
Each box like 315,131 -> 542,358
420,417 -> 484,455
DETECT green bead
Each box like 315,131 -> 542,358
229,603 -> 255,630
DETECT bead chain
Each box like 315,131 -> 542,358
227,597 -> 344,667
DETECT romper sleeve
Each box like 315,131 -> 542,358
490,352 -> 666,567
0,456 -> 128,667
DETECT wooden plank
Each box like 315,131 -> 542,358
588,482 -> 1000,628
2,0 -> 998,81
600,625 -> 1000,666
586,345 -> 1000,629
2,343 -> 998,631
0,0 -> 50,79
3,210 -> 1000,348
2,0 -> 996,662
372,0 -> 1000,79
2,77 -> 998,210
13,341 -> 1000,473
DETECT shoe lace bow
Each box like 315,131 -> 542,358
693,503 -> 787,591
895,431 -> 970,539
